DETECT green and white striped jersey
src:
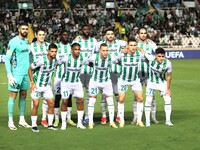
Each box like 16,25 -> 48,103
31,55 -> 57,87
29,41 -> 49,63
98,39 -> 127,73
114,51 -> 143,82
136,41 -> 157,78
73,37 -> 97,74
60,53 -> 87,83
145,53 -> 172,84
29,41 -> 50,81
55,42 -> 71,79
87,53 -> 113,83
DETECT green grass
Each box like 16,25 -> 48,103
0,59 -> 200,150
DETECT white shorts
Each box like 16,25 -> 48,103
110,72 -> 119,95
80,74 -> 91,89
61,81 -> 84,99
31,85 -> 54,100
118,79 -> 143,93
146,81 -> 167,96
53,77 -> 61,95
89,79 -> 113,97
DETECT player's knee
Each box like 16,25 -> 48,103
62,99 -> 68,105
77,98 -> 84,104
136,95 -> 143,102
118,99 -> 124,104
33,101 -> 39,109
118,96 -> 124,104
19,91 -> 27,98
48,100 -> 54,108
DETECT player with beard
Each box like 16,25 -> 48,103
53,30 -> 75,127
97,28 -> 127,124
5,21 -> 31,130
29,43 -> 58,132
73,25 -> 97,123
132,27 -> 159,125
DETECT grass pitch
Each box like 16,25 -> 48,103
0,59 -> 200,150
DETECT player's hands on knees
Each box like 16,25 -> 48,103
166,89 -> 172,97
7,73 -> 16,86
30,82 -> 37,93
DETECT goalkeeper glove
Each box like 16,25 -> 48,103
7,73 -> 17,87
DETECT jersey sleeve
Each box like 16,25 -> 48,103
112,53 -> 122,64
85,54 -> 95,64
94,41 -> 103,53
144,52 -> 154,61
5,39 -> 16,74
58,55 -> 68,65
151,41 -> 157,52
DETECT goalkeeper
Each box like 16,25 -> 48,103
5,21 -> 31,130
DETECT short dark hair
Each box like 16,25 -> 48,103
18,21 -> 28,27
48,43 -> 58,50
100,43 -> 108,48
137,27 -> 147,34
155,47 -> 165,54
105,28 -> 114,34
128,38 -> 136,44
35,27 -> 47,34
71,43 -> 80,49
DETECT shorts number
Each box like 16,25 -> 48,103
147,88 -> 154,95
57,87 -> 60,93
91,88 -> 98,95
120,85 -> 127,92
63,91 -> 69,98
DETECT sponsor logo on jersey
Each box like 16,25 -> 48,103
68,68 -> 81,72
124,62 -> 138,66
96,67 -> 108,71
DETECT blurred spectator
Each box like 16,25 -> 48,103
0,0 -> 199,48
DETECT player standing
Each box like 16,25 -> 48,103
73,25 -> 97,123
87,43 -> 118,129
5,21 -> 31,130
28,43 -> 58,132
132,27 -> 159,124
29,27 -> 50,127
141,48 -> 173,127
113,39 -> 145,127
98,28 -> 127,124
53,30 -> 74,127
59,43 -> 86,130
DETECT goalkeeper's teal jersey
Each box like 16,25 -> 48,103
5,36 -> 29,76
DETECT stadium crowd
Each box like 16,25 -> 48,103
0,0 -> 199,54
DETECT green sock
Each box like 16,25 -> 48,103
8,97 -> 15,117
19,97 -> 26,116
